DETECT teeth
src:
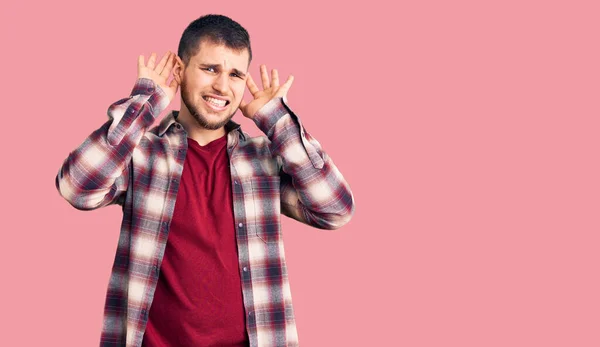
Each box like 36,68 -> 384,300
205,96 -> 226,107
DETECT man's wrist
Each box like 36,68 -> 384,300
252,97 -> 289,136
130,78 -> 170,115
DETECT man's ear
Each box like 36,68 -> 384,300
173,56 -> 185,84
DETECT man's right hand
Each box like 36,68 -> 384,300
138,51 -> 179,102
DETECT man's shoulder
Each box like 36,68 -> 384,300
238,132 -> 273,154
144,123 -> 177,143
244,131 -> 270,144
236,132 -> 281,177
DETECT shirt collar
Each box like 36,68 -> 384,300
157,110 -> 245,140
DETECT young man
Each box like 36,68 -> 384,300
55,14 -> 355,347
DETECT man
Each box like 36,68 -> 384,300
55,14 -> 354,347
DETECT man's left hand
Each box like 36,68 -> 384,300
240,64 -> 294,119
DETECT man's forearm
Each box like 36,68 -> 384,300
253,97 -> 355,229
55,78 -> 169,210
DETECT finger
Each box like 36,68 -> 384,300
240,99 -> 248,110
138,55 -> 145,75
260,64 -> 270,90
155,51 -> 171,75
271,69 -> 279,89
246,73 -> 260,96
276,75 -> 294,96
160,52 -> 175,77
147,52 -> 157,70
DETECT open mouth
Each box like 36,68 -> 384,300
203,95 -> 230,109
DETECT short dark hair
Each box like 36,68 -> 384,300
177,14 -> 252,66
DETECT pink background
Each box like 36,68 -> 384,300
2,0 -> 599,346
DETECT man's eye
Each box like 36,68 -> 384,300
203,67 -> 215,72
231,73 -> 241,78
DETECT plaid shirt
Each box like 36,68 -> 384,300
55,78 -> 355,347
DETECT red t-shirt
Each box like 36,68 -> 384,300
142,134 -> 249,346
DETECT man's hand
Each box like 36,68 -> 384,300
240,64 -> 294,119
138,51 -> 180,102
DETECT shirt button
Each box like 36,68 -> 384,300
176,124 -> 181,129
234,181 -> 239,185
248,311 -> 253,316
128,108 -> 135,114
172,179 -> 177,183
147,87 -> 154,93
238,223 -> 243,228
243,267 -> 248,272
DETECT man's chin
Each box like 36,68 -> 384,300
192,112 -> 234,130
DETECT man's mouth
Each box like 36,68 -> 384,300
203,95 -> 230,109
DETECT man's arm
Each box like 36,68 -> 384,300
253,97 -> 355,230
55,52 -> 177,210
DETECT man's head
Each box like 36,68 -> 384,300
173,14 -> 252,130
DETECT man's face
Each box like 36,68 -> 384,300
178,40 -> 249,130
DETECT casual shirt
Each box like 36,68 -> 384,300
55,77 -> 355,346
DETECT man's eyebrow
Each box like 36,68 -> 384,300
230,68 -> 247,78
198,63 -> 247,77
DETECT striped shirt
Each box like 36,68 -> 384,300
55,77 -> 355,347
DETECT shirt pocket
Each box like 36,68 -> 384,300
250,175 -> 281,243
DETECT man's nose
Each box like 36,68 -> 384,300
212,73 -> 229,94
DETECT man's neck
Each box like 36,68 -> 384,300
176,109 -> 226,146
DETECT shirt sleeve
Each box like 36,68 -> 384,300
252,96 -> 356,229
55,78 -> 170,210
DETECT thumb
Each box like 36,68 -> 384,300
169,78 -> 179,96
239,99 -> 253,118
